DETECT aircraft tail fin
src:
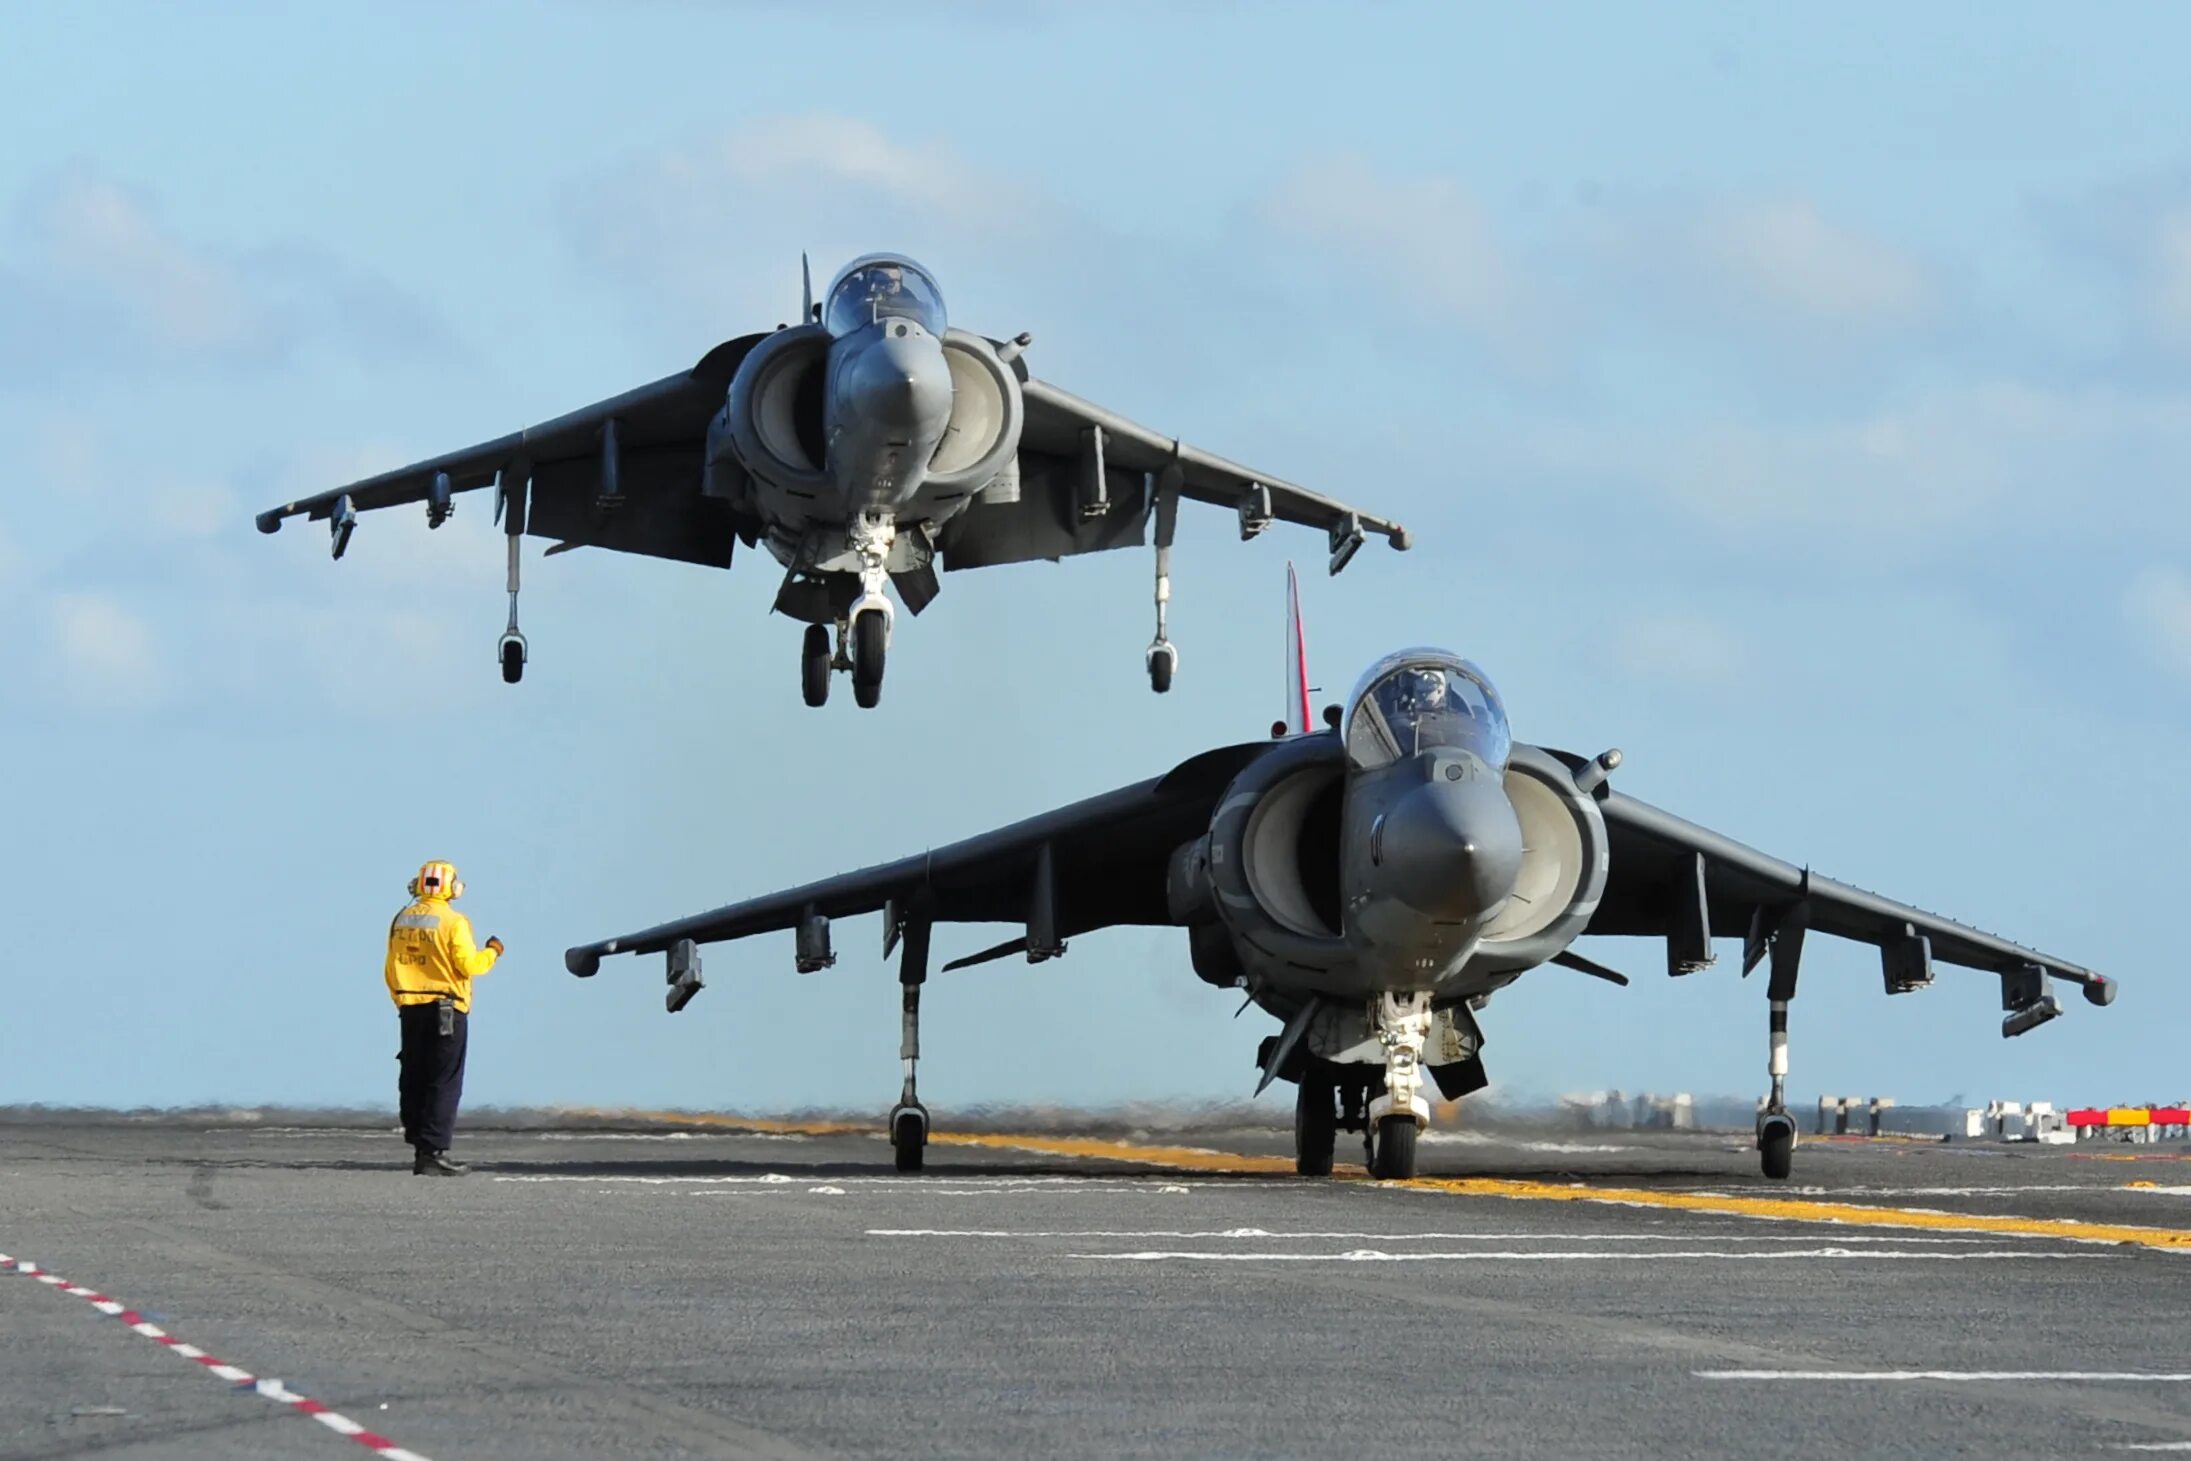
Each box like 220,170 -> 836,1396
1285,561 -> 1313,735
801,252 -> 814,322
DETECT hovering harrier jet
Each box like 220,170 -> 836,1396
566,600 -> 2113,1181
253,254 -> 1408,705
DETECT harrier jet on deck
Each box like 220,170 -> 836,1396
565,624 -> 2114,1181
253,254 -> 1408,706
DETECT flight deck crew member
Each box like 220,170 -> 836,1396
385,860 -> 502,1176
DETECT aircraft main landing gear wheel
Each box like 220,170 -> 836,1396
1368,1115 -> 1419,1180
498,633 -> 527,685
1295,1077 -> 1336,1177
852,610 -> 887,710
801,623 -> 831,708
891,1107 -> 927,1173
1758,1114 -> 1796,1181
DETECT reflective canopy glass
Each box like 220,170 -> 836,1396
1343,651 -> 1511,770
824,256 -> 947,336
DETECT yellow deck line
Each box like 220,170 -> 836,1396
922,1130 -> 1295,1174
561,1109 -> 2191,1253
566,1109 -> 1292,1173
1403,1177 -> 2191,1251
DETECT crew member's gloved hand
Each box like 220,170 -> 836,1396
486,936 -> 505,955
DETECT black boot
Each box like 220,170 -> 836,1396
414,1147 -> 468,1176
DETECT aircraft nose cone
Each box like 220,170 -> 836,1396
1378,774 -> 1524,922
846,325 -> 952,435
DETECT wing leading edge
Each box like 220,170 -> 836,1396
1585,784 -> 2112,1005
252,337 -> 764,567
563,741 -> 1276,979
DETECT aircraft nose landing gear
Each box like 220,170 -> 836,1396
1366,991 -> 1432,1180
851,606 -> 889,709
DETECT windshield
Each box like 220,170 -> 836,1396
1344,652 -> 1511,771
824,257 -> 947,336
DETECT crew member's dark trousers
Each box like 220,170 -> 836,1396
398,1003 -> 469,1151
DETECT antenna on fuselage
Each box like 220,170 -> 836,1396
801,252 -> 815,323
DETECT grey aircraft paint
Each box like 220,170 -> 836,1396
564,647 -> 2114,1182
252,253 -> 1410,705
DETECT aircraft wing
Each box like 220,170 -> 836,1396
564,741 -> 1275,978
252,338 -> 764,569
1582,785 -> 2114,1005
939,376 -> 1410,574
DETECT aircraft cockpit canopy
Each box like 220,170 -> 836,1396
1344,650 -> 1510,771
824,255 -> 947,337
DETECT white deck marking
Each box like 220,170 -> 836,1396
1698,1370 -> 2191,1382
1073,1248 -> 2094,1263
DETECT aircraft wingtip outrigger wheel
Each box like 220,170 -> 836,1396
890,1104 -> 927,1173
1758,1113 -> 1797,1181
497,632 -> 528,685
801,623 -> 831,707
1146,640 -> 1177,694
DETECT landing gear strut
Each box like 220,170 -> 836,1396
1365,991 -> 1432,1180
1146,462 -> 1182,693
1753,901 -> 1808,1180
848,512 -> 894,711
498,486 -> 528,684
887,910 -> 932,1173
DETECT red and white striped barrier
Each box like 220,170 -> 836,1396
0,1251 -> 432,1460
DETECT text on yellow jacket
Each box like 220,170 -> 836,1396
385,895 -> 499,1014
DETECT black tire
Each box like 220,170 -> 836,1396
1295,1078 -> 1337,1176
801,624 -> 830,708
892,1111 -> 925,1173
1760,1122 -> 1795,1181
1149,651 -> 1174,694
499,640 -> 524,684
852,611 -> 886,709
1369,1115 -> 1418,1180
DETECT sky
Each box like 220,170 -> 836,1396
2,3 -> 2186,1117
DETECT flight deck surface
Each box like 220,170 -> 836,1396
5,1113 -> 2189,1459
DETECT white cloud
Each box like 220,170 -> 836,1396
2152,209 -> 2191,351
32,174 -> 269,356
703,114 -> 1009,215
48,592 -> 163,708
0,170 -> 447,376
1695,199 -> 1929,332
2124,567 -> 2191,677
1609,611 -> 1752,691
569,115 -> 1052,332
1259,155 -> 1523,343
1545,380 -> 2191,550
